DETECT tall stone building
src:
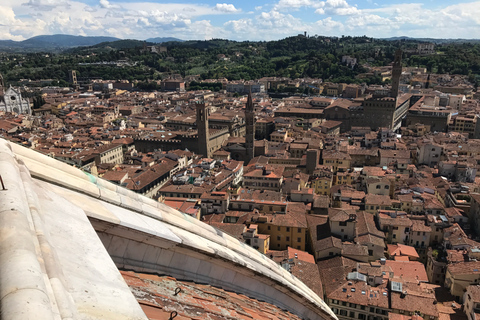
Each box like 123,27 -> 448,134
196,101 -> 211,158
362,49 -> 409,130
390,49 -> 402,98
245,91 -> 255,163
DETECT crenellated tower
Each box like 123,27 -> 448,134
391,49 -> 402,99
245,91 -> 255,163
196,101 -> 211,158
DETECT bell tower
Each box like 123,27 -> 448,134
245,91 -> 255,163
0,73 -> 4,96
391,49 -> 402,99
196,101 -> 211,158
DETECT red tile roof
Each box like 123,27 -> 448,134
121,271 -> 304,320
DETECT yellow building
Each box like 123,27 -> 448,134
322,151 -> 351,173
312,175 -> 333,196
252,203 -> 308,251
446,261 -> 480,301
243,224 -> 270,254
464,285 -> 480,320
334,170 -> 358,186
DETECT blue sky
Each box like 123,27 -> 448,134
1,0 -> 480,41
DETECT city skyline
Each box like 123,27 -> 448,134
1,0 -> 480,42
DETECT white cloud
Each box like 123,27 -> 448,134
315,0 -> 359,15
214,3 -> 240,13
99,0 -> 120,10
2,0 -> 480,41
275,0 -> 323,10
23,0 -> 70,11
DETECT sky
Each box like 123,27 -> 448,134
1,0 -> 480,41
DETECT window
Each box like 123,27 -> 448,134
277,236 -> 281,241
359,314 -> 366,320
286,236 -> 290,241
298,237 -> 301,242
278,227 -> 281,231
267,226 -> 271,230
393,234 -> 396,239
298,228 -> 302,233
342,301 -> 347,306
286,227 -> 290,232
350,312 -> 355,318
339,221 -> 347,226
376,185 -> 381,189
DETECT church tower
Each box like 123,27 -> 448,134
390,49 -> 402,99
196,101 -> 211,158
245,91 -> 255,163
0,73 -> 4,96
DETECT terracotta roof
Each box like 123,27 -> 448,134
356,211 -> 385,239
316,236 -> 343,250
318,256 -> 358,295
447,261 -> 480,276
290,258 -> 324,298
270,203 -> 308,228
288,247 -> 315,264
384,261 -> 428,282
365,194 -> 392,206
466,285 -> 480,302
390,290 -> 439,317
328,208 -> 356,222
121,270 -> 304,320
209,222 -> 246,240
378,213 -> 412,228
342,243 -> 369,257
387,244 -> 420,259
410,219 -> 431,232
327,281 -> 389,309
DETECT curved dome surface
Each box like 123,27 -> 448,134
0,139 -> 337,320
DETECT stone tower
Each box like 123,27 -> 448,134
245,91 -> 255,163
390,49 -> 402,99
196,101 -> 211,158
69,70 -> 78,85
0,73 -> 4,96
306,149 -> 319,174
425,73 -> 431,89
